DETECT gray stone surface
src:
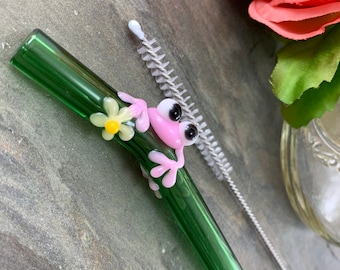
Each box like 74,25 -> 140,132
1,0 -> 340,269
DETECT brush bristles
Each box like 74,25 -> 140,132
128,20 -> 287,269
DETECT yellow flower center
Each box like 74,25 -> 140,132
105,119 -> 120,134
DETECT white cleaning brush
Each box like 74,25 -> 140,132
128,19 -> 287,270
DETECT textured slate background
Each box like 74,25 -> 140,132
1,0 -> 340,269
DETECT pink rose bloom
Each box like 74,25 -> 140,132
248,0 -> 340,40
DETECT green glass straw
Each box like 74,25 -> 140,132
10,29 -> 242,270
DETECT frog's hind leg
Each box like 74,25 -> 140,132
140,165 -> 162,199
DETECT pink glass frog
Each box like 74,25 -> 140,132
118,92 -> 198,189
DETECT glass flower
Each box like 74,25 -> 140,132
90,97 -> 134,141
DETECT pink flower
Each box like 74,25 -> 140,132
248,0 -> 340,40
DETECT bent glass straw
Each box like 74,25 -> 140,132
10,29 -> 242,270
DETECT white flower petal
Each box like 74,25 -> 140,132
119,124 -> 134,141
102,130 -> 115,141
117,107 -> 133,123
90,113 -> 108,127
104,97 -> 119,117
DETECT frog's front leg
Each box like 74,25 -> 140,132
148,148 -> 185,188
117,92 -> 150,132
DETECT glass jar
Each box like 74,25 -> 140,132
281,102 -> 340,246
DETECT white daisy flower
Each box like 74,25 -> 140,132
90,97 -> 134,141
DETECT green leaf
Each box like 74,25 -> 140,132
271,24 -> 340,105
281,65 -> 340,128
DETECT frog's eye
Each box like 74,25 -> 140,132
180,121 -> 198,146
157,98 -> 182,122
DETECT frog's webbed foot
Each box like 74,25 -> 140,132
140,165 -> 162,199
118,92 -> 149,132
148,150 -> 182,188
